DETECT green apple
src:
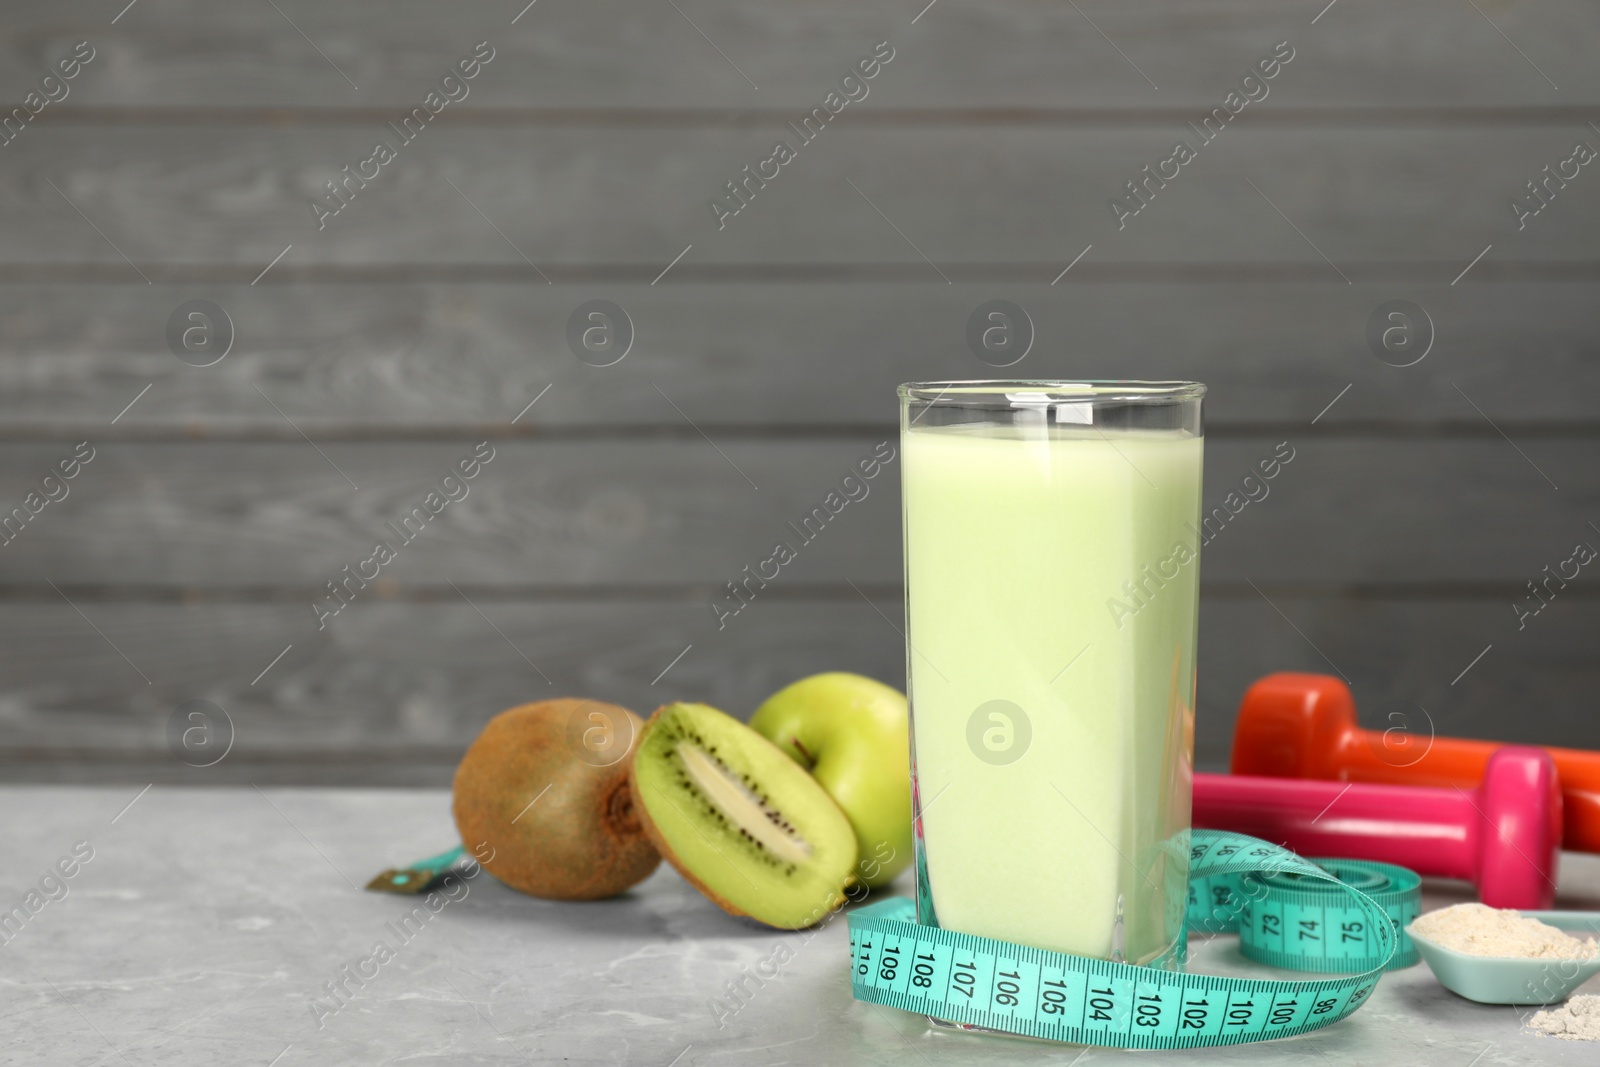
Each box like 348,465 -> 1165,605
748,672 -> 911,889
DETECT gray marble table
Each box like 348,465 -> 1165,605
5,786 -> 1599,1066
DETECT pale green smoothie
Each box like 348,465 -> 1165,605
903,420 -> 1201,964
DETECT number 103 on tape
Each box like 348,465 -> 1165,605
847,830 -> 1406,1049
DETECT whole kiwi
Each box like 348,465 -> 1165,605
452,698 -> 660,900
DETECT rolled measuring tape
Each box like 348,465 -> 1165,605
847,830 -> 1417,1049
1188,857 -> 1421,970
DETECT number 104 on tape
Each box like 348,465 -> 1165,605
847,830 -> 1412,1049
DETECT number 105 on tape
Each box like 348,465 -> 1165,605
846,831 -> 1397,1049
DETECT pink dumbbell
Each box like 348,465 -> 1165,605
1193,746 -> 1563,909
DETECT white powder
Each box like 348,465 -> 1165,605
1407,903 -> 1600,960
1529,994 -> 1600,1041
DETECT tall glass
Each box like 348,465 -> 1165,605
899,381 -> 1204,972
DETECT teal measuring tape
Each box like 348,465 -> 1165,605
847,830 -> 1419,1049
1189,857 -> 1420,971
363,845 -> 468,894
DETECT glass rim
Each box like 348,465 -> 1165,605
898,379 -> 1205,405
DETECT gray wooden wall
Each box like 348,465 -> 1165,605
1,0 -> 1595,785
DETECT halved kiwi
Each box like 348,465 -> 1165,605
631,702 -> 859,929
453,699 -> 660,901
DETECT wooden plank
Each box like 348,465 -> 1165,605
0,438 -> 1590,587
1194,595 -> 1600,771
0,595 -> 1591,783
5,126 -> 1599,268
1,281 -> 1597,430
2,0 -> 1594,109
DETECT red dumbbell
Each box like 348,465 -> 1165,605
1231,671 -> 1600,853
1193,746 -> 1562,908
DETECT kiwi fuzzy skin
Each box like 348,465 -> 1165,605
452,699 -> 660,901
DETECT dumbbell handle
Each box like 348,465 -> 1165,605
1193,745 -> 1561,909
1305,731 -> 1600,855
1195,775 -> 1477,879
1232,671 -> 1600,853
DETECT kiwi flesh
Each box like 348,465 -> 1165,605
631,702 -> 858,929
453,699 -> 660,901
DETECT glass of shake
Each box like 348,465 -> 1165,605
899,381 -> 1204,983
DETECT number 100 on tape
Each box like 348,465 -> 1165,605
846,830 -> 1401,1049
